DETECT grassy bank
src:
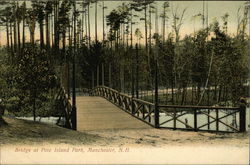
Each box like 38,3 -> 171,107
0,117 -> 100,146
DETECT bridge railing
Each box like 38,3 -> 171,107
158,105 -> 245,133
91,86 -> 155,127
56,86 -> 72,129
91,86 -> 246,133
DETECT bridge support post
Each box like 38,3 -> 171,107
194,108 -> 198,131
71,3 -> 77,131
131,46 -> 135,114
239,104 -> 246,132
71,106 -> 77,130
135,44 -> 139,99
154,60 -> 159,128
154,46 -> 159,128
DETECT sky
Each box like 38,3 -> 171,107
0,0 -> 248,45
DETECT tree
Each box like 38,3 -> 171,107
45,1 -> 53,50
15,44 -> 56,121
32,1 -> 46,48
135,28 -> 143,45
26,8 -> 36,44
161,1 -> 169,43
106,7 -> 129,49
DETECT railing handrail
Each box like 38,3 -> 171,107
158,105 -> 240,110
133,97 -> 155,106
94,86 -> 240,110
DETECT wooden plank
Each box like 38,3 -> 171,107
76,96 -> 150,131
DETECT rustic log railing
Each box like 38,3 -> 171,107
91,86 -> 246,133
55,86 -> 72,129
91,86 -> 155,127
158,105 -> 244,133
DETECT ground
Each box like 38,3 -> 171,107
0,117 -> 249,164
0,117 -> 249,147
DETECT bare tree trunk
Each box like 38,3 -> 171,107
17,20 -> 21,53
102,1 -> 105,42
45,13 -> 50,50
85,6 -> 88,45
95,1 -> 97,43
54,0 -> 59,51
88,4 -> 91,46
6,21 -> 10,50
32,91 -> 36,121
162,5 -> 166,43
149,7 -> 152,53
13,17 -> 17,52
39,21 -> 44,48
130,9 -> 133,47
22,15 -> 25,48
30,29 -> 35,44
144,5 -> 148,52
10,22 -> 13,53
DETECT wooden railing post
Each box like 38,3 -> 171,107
173,108 -> 176,130
131,53 -> 135,114
194,108 -> 197,131
207,109 -> 210,130
135,43 -> 139,99
239,104 -> 246,132
154,56 -> 159,128
216,109 -> 219,131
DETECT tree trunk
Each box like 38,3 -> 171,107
62,31 -> 66,60
39,21 -> 44,48
45,13 -> 50,50
162,6 -> 166,43
149,7 -> 152,53
32,95 -> 36,121
6,21 -> 10,50
85,7 -> 88,45
95,1 -> 97,43
10,22 -> 13,53
30,30 -> 35,44
22,15 -> 25,48
88,4 -> 91,46
102,1 -> 105,42
0,105 -> 7,126
144,5 -> 148,52
54,1 -> 59,51
14,17 -> 17,52
171,78 -> 174,104
130,9 -> 133,47
17,20 -> 21,53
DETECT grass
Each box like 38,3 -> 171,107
0,117 -> 101,146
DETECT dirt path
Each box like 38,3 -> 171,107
1,117 -> 249,164
1,116 -> 249,147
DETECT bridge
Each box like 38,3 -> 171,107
76,96 -> 150,131
56,85 -> 247,133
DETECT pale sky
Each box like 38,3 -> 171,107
0,1 -> 248,45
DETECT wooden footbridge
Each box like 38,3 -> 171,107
56,85 -> 247,133
76,96 -> 150,131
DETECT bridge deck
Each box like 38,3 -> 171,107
76,96 -> 150,131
